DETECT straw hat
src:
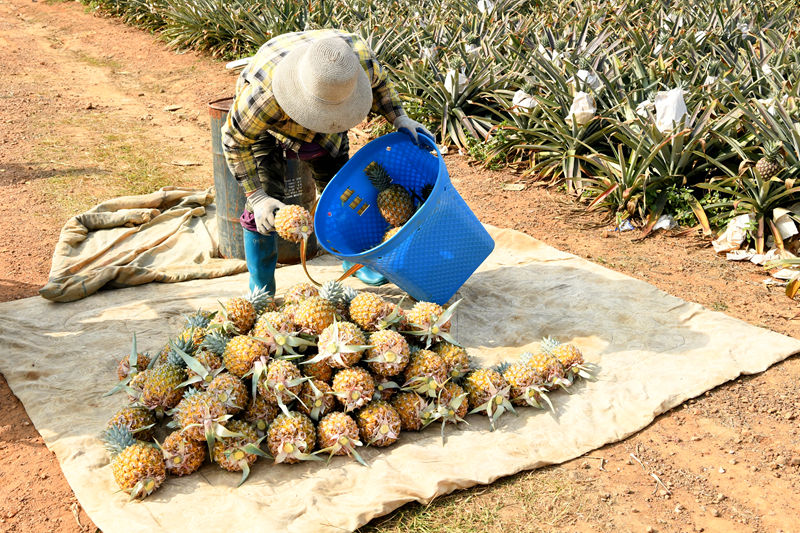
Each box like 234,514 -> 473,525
272,37 -> 372,134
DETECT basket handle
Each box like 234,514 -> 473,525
299,238 -> 364,287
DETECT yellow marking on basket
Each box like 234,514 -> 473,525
349,196 -> 362,210
357,203 -> 369,216
340,188 -> 354,204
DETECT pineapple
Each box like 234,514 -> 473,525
391,391 -> 430,432
403,349 -> 447,397
540,337 -> 592,382
319,280 -> 355,319
274,205 -> 314,244
463,368 -> 515,430
102,425 -> 166,500
331,367 -> 375,412
283,282 -> 319,306
207,373 -> 249,415
297,378 -> 337,421
502,360 -> 551,410
373,379 -> 400,402
140,347 -> 186,414
170,389 -> 229,448
116,352 -> 150,382
310,320 -> 369,369
127,370 -> 147,402
252,311 -> 296,338
257,359 -> 304,413
374,301 -> 408,331
106,406 -> 156,442
755,143 -> 783,179
348,292 -> 387,331
212,285 -> 273,335
220,335 -> 271,379
299,355 -> 333,382
267,412 -> 319,464
316,412 -> 365,464
356,401 -> 401,447
242,394 -> 280,436
382,226 -> 402,243
180,309 -> 214,347
183,348 -> 224,389
365,329 -> 410,377
521,351 -> 571,390
212,420 -> 267,485
161,430 -> 206,477
250,312 -> 313,359
432,342 -> 471,380
365,161 -> 414,226
429,381 -> 469,444
405,300 -> 460,348
295,295 -> 336,335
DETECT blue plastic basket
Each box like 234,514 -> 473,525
314,132 -> 495,304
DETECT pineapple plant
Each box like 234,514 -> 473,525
160,430 -> 206,477
432,342 -> 471,380
206,373 -> 249,415
391,391 -> 430,432
295,295 -> 336,335
348,292 -> 387,331
284,282 -> 319,306
102,425 -> 166,500
521,350 -> 571,390
267,411 -> 320,464
170,389 -> 230,454
502,359 -> 552,410
356,401 -> 402,447
242,394 -> 279,436
106,406 -> 156,442
212,420 -> 267,485
307,320 -> 369,369
365,161 -> 414,226
274,205 -> 314,244
540,337 -> 592,383
296,378 -> 337,421
403,349 -> 448,398
755,143 -> 783,179
463,367 -> 515,430
316,412 -> 366,464
332,367 -> 375,412
365,329 -> 410,377
257,359 -> 305,414
405,300 -> 461,348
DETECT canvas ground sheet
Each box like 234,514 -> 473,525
1,225 -> 798,533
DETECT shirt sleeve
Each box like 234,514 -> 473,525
352,39 -> 406,124
221,81 -> 281,194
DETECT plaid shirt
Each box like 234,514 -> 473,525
222,29 -> 406,194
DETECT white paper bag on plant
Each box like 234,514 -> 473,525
636,98 -> 654,118
537,44 -> 562,65
444,69 -> 468,94
512,90 -> 536,112
773,208 -> 799,240
655,87 -> 688,133
712,213 -> 753,253
571,69 -> 602,91
566,91 -> 596,127
477,0 -> 494,13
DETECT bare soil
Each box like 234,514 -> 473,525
0,1 -> 798,532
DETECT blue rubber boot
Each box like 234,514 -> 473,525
342,260 -> 388,287
243,227 -> 278,295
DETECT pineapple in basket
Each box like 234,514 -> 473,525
364,161 -> 414,227
102,425 -> 166,500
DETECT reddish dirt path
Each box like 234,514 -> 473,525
1,1 -> 799,532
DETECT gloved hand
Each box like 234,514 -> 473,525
393,115 -> 434,146
247,189 -> 286,235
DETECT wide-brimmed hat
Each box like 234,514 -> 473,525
272,37 -> 372,134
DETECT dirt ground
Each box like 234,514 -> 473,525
1,0 -> 799,532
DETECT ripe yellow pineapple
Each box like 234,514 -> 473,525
312,320 -> 368,369
541,337 -> 591,382
502,360 -> 551,410
140,350 -> 186,414
116,352 -> 151,382
463,367 -> 515,430
257,359 -> 304,413
242,394 -> 279,436
184,348 -> 224,389
439,382 -> 469,422
106,406 -> 156,442
332,367 -> 375,412
283,282 -> 319,306
221,335 -> 271,379
390,391 -> 430,432
403,349 -> 447,397
348,292 -> 387,331
297,378 -> 337,421
432,342 -> 471,380
365,161 -> 414,226
356,401 -> 402,447
213,420 -> 267,485
382,226 -> 402,243
299,355 -> 333,382
171,389 -> 228,444
522,350 -> 571,390
207,373 -> 249,415
252,311 -> 296,338
161,430 -> 206,477
405,300 -> 461,347
267,411 -> 319,464
295,295 -> 336,335
102,425 -> 166,500
274,205 -> 314,243
316,412 -> 365,463
212,285 -> 273,335
365,329 -> 410,377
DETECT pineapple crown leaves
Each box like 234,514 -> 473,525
172,343 -> 217,388
246,285 -> 275,314
183,309 -> 212,330
167,336 -> 195,367
233,440 -> 271,487
201,329 -> 231,356
244,358 -> 271,403
341,285 -> 359,304
364,161 -> 392,191
468,382 -> 516,431
263,375 -> 308,417
252,319 -> 315,358
431,393 -> 469,445
516,384 -> 554,412
539,336 -> 561,354
493,360 -> 512,375
305,320 -> 372,367
102,424 -> 138,457
403,299 -> 462,348
402,375 -> 444,398
761,142 -> 783,160
273,434 -> 324,464
314,434 -> 368,467
319,280 -> 347,305
296,379 -> 328,421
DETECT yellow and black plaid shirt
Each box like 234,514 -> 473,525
222,29 -> 406,194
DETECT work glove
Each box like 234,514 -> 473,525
247,189 -> 286,235
393,115 -> 434,147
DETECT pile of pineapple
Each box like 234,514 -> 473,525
102,282 -> 592,500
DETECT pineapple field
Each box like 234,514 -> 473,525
3,0 -> 800,532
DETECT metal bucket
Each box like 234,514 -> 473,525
207,97 -> 317,264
